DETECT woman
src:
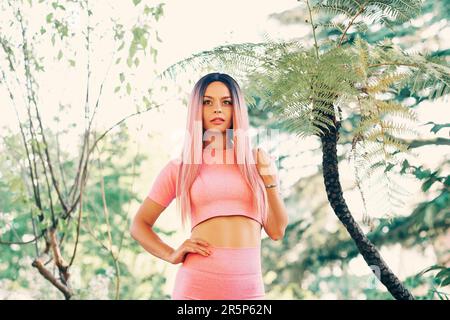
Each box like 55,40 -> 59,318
130,72 -> 289,300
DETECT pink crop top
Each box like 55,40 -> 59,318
147,150 -> 263,231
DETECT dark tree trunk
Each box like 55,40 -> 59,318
318,108 -> 414,300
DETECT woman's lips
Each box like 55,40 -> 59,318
211,119 -> 225,125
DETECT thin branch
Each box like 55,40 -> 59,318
31,257 -> 72,299
17,6 -> 69,216
67,0 -> 92,205
48,227 -> 70,287
67,166 -> 84,268
0,230 -> 45,245
55,129 -> 68,197
306,0 -> 320,59
338,4 -> 366,47
61,103 -> 161,220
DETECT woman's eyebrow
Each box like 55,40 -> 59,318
203,95 -> 231,99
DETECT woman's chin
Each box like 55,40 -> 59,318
205,126 -> 227,133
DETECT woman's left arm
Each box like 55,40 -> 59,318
255,147 -> 289,241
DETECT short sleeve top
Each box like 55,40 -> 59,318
147,149 -> 264,231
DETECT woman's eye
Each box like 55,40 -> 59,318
202,100 -> 232,105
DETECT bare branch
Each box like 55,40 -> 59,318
31,258 -> 72,299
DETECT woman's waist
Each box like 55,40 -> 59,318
190,215 -> 261,248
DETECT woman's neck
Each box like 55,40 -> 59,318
202,135 -> 235,164
203,134 -> 233,150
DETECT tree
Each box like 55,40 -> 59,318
0,0 -> 164,299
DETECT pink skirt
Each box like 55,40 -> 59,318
171,244 -> 265,300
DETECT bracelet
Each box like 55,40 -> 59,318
265,183 -> 277,188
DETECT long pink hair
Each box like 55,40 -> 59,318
173,72 -> 268,230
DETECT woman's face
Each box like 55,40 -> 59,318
202,81 -> 233,133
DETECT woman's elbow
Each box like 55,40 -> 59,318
267,227 -> 286,241
129,215 -> 154,239
129,218 -> 142,239
270,231 -> 285,241
269,223 -> 288,241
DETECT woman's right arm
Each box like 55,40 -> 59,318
130,159 -> 211,264
129,197 -> 212,264
129,197 -> 175,263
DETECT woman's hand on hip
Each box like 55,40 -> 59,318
168,238 -> 212,264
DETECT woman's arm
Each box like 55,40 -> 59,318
254,147 -> 289,240
262,177 -> 289,240
129,197 -> 175,263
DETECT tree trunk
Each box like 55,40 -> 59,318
318,109 -> 414,300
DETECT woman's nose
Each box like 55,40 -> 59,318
213,103 -> 223,112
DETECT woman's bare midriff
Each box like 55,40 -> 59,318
190,215 -> 262,248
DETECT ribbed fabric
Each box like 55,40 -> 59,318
148,149 -> 266,300
171,245 -> 265,300
147,149 -> 262,230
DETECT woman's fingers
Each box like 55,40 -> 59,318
192,239 -> 210,248
197,247 -> 211,256
189,246 -> 210,256
184,239 -> 212,256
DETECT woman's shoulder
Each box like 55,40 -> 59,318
164,155 -> 183,173
168,154 -> 182,166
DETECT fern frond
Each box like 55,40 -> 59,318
401,66 -> 450,100
354,35 -> 370,76
366,72 -> 409,94
363,159 -> 387,179
365,0 -> 423,23
369,42 -> 450,101
375,101 -> 419,122
382,134 -> 409,152
158,42 -> 268,82
350,114 -> 414,225
281,111 -> 323,138
354,114 -> 381,134
280,100 -> 311,119
312,0 -> 422,44
353,20 -> 369,33
312,1 -> 359,18
379,119 -> 419,136
316,21 -> 347,33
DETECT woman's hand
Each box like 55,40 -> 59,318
168,238 -> 212,265
255,147 -> 278,185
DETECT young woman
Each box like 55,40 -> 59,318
130,72 -> 289,300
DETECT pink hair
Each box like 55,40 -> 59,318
172,73 -> 269,230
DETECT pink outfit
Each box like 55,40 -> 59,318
147,148 -> 266,300
172,245 -> 265,300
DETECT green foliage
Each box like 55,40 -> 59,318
423,121 -> 450,135
416,265 -> 450,299
261,149 -> 449,298
419,265 -> 450,287
312,0 -> 423,32
0,122 -> 173,299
